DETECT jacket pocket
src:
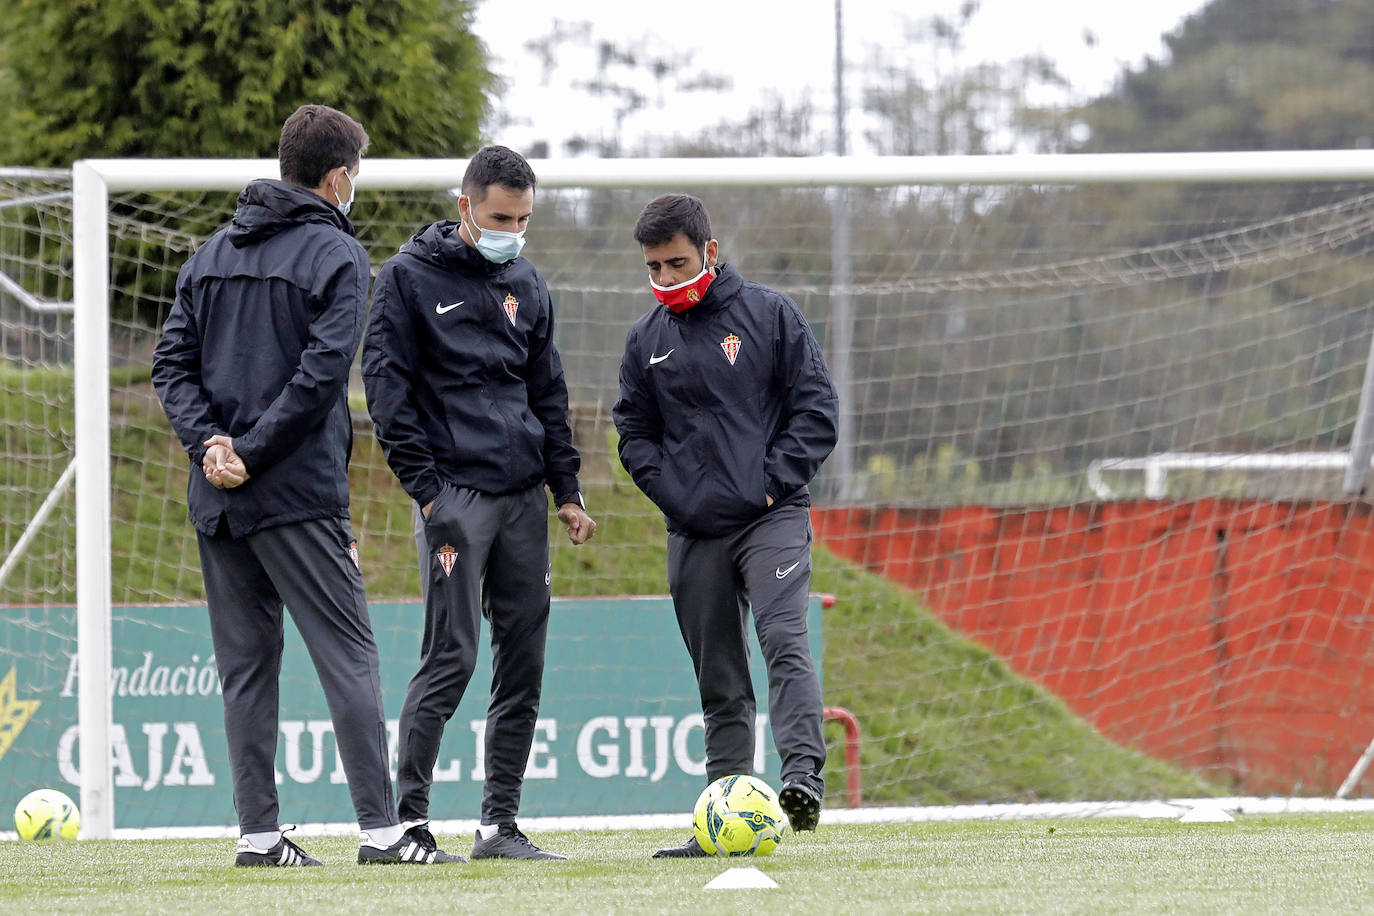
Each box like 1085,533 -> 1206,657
650,433 -> 697,525
697,434 -> 768,528
657,403 -> 768,535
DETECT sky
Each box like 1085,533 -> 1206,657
472,0 -> 1211,156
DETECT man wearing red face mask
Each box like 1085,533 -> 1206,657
612,193 -> 839,857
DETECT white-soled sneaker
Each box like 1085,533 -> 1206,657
235,828 -> 323,867
358,825 -> 465,864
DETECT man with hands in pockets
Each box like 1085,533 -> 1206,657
612,193 -> 838,858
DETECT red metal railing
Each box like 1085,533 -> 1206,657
823,705 -> 862,808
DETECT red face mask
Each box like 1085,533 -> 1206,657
651,262 -> 714,313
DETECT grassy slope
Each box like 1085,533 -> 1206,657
3,815 -> 1372,914
1,375 -> 1217,804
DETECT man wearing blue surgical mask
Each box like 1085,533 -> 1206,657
363,145 -> 596,862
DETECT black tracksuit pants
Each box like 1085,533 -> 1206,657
666,504 -> 826,796
196,516 -> 396,834
396,483 -> 551,825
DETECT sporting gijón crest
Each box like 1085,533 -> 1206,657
436,544 -> 458,577
721,333 -> 742,366
502,293 -> 519,325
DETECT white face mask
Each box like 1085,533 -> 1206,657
334,170 -> 355,217
463,201 -> 527,263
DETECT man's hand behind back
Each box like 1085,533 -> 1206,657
203,435 -> 250,489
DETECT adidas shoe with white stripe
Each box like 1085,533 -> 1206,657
235,829 -> 323,867
358,825 -> 465,865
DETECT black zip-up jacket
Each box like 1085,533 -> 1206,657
613,263 -> 839,538
361,220 -> 581,509
152,179 -> 368,538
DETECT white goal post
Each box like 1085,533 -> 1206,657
67,149 -> 1374,837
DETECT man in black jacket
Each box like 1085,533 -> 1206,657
613,193 -> 839,857
362,145 -> 595,861
152,104 -> 461,867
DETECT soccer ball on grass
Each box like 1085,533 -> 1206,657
692,774 -> 786,857
14,788 -> 80,841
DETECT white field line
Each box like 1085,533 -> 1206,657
5,796 -> 1374,841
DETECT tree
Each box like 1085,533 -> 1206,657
0,0 -> 494,165
1063,0 -> 1374,256
1077,0 -> 1374,152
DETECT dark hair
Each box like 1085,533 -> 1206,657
278,105 -> 369,188
461,145 -> 537,202
633,194 -> 712,250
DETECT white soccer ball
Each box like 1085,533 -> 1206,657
692,774 -> 786,857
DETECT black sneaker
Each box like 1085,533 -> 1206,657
470,823 -> 567,860
652,835 -> 709,858
358,825 -> 466,864
779,780 -> 822,832
235,829 -> 323,867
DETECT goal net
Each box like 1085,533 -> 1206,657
5,153 -> 1374,836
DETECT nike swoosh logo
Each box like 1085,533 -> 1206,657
775,561 -> 801,579
435,300 -> 464,314
648,349 -> 675,366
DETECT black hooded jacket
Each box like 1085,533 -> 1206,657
613,263 -> 839,538
151,178 -> 369,537
361,220 -> 581,509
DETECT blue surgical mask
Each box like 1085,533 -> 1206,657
335,170 -> 355,217
463,207 -> 527,263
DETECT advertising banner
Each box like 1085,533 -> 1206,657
1,597 -> 822,828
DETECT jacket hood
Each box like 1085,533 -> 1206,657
227,179 -> 354,247
400,219 -> 512,274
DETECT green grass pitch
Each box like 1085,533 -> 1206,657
4,815 -> 1373,914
